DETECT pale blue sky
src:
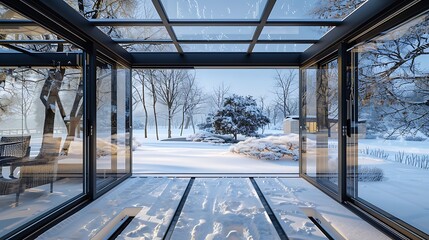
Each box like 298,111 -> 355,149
195,68 -> 299,102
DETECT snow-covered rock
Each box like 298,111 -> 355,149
229,134 -> 303,161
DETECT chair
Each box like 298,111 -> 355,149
0,135 -> 31,203
16,137 -> 61,203
0,135 -> 31,178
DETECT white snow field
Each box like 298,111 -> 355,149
39,177 -> 389,239
132,129 -> 299,174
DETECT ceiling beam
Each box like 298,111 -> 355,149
247,0 -> 276,53
132,52 -> 301,68
0,52 -> 81,67
151,0 -> 183,53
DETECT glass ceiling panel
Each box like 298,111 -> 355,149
181,44 -> 248,52
269,0 -> 367,20
98,26 -> 170,40
174,26 -> 256,40
10,44 -> 77,53
160,0 -> 267,20
63,0 -> 161,19
253,44 -> 311,52
120,44 -> 177,52
259,26 -> 331,40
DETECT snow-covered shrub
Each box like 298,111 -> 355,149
229,134 -> 301,161
404,136 -> 427,141
365,134 -> 377,139
186,131 -> 234,143
395,152 -> 429,169
357,166 -> 384,182
359,147 -> 389,160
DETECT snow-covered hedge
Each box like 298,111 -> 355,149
229,134 -> 301,161
186,131 -> 234,143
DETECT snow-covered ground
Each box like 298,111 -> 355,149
40,177 -> 389,240
354,138 -> 429,234
171,178 -> 280,239
132,128 -> 299,174
38,177 -> 189,240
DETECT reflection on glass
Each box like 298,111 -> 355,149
181,44 -> 248,52
348,11 -> 429,234
0,66 -> 84,238
174,26 -> 256,41
63,0 -> 160,19
99,26 -> 170,40
96,62 -> 131,192
120,44 -> 177,52
259,26 -> 331,40
301,67 -> 317,178
269,0 -> 367,20
253,44 -> 310,52
302,61 -> 339,192
161,0 -> 267,20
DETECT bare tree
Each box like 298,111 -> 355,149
155,69 -> 187,138
357,17 -> 429,137
179,71 -> 204,136
273,69 -> 298,119
132,70 -> 148,138
144,70 -> 159,140
209,82 -> 230,112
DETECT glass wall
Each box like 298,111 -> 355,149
0,66 -> 84,238
301,60 -> 339,193
348,10 -> 429,235
96,61 -> 131,192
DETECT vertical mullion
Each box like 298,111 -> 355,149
87,44 -> 97,200
338,42 -> 348,202
126,69 -> 132,174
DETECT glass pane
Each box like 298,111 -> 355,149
269,0 -> 367,20
348,11 -> 429,234
0,66 -> 84,238
120,44 -> 177,52
98,26 -> 170,40
301,67 -> 318,178
259,26 -> 331,40
181,44 -> 248,52
160,0 -> 267,20
0,26 -> 51,37
7,44 -> 76,53
173,26 -> 255,40
301,61 -> 339,192
63,0 -> 160,19
253,44 -> 310,52
96,62 -> 131,192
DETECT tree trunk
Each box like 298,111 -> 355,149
24,114 -> 30,134
234,133 -> 237,141
142,81 -> 148,138
167,108 -> 172,138
184,115 -> 191,129
190,115 -> 195,133
38,69 -> 64,159
180,106 -> 186,136
150,80 -> 159,140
